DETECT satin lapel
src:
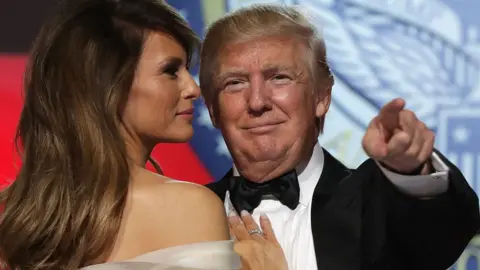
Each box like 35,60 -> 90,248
311,149 -> 363,270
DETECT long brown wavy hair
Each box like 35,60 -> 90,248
0,0 -> 199,268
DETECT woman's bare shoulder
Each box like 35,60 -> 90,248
135,178 -> 223,212
128,176 -> 229,244
108,175 -> 230,261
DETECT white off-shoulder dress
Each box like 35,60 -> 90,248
81,240 -> 241,270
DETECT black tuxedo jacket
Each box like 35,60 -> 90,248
207,149 -> 480,270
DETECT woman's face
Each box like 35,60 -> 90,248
122,31 -> 200,146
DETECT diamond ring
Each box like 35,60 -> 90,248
248,228 -> 264,236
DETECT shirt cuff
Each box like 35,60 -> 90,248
376,152 -> 450,197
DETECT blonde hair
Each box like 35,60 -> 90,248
199,4 -> 334,130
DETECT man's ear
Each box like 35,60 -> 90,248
315,85 -> 332,118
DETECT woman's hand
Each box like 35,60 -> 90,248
229,210 -> 288,270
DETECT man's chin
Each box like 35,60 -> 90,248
240,149 -> 295,166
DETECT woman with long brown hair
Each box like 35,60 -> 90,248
0,0 -> 287,269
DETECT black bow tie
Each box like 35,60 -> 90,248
228,170 -> 300,214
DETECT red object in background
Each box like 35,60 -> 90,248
0,55 -> 213,188
0,55 -> 25,188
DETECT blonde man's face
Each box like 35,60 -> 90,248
209,35 -> 330,176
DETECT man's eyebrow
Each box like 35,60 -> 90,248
262,65 -> 296,74
216,64 -> 297,82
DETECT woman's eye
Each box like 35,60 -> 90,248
165,67 -> 179,78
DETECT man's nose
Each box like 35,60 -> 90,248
246,80 -> 272,114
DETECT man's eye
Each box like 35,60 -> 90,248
272,74 -> 290,80
224,80 -> 247,92
226,80 -> 242,86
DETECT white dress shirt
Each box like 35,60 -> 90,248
224,143 -> 450,270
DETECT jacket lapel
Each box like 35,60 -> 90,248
311,149 -> 363,270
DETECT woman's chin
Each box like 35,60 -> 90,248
166,130 -> 194,143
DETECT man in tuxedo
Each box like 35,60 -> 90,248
200,4 -> 480,270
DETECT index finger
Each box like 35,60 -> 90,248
378,98 -> 405,131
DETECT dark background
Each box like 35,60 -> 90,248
0,0 -> 59,53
